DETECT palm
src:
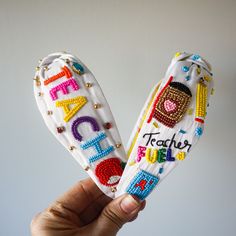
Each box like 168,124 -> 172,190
32,178 -> 112,236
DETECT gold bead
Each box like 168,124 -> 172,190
211,88 -> 215,95
85,82 -> 92,88
34,76 -> 41,86
38,92 -> 44,96
69,146 -> 76,151
84,166 -> 90,171
36,66 -> 40,71
111,187 -> 117,192
47,110 -> 53,115
44,66 -> 49,71
197,67 -> 201,74
115,143 -> 122,148
94,103 -> 101,109
65,59 -> 70,64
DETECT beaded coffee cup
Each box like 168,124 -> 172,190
116,52 -> 214,200
33,52 -> 127,198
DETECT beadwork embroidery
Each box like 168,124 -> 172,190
148,76 -> 173,123
44,66 -> 72,86
50,78 -> 79,101
56,96 -> 87,122
136,146 -> 146,162
126,170 -> 159,200
80,132 -> 114,163
95,158 -> 123,186
145,148 -> 158,164
166,148 -> 175,161
195,127 -> 203,137
153,82 -> 192,128
195,82 -> 207,123
72,116 -> 100,141
153,122 -> 159,128
176,151 -> 186,160
72,62 -> 84,75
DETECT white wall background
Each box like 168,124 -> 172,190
0,0 -> 236,235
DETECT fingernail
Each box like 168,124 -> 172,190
120,195 -> 140,214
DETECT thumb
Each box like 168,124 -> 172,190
94,194 -> 143,235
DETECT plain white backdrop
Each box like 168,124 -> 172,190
0,0 -> 236,235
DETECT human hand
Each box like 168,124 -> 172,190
31,178 -> 146,236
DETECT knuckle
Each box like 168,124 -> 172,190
102,207 -> 126,230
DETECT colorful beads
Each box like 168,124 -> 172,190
137,146 -> 146,162
72,62 -> 84,75
56,96 -> 87,122
174,52 -> 181,57
185,76 -> 190,81
145,148 -> 158,164
126,170 -> 159,200
182,66 -> 189,72
153,82 -> 192,128
38,57 -> 124,189
195,82 -> 207,120
191,54 -> 200,61
179,129 -> 186,134
44,66 -> 72,86
72,116 -> 100,141
204,75 -> 212,82
176,151 -> 186,160
50,78 -> 79,101
197,67 -> 201,74
195,127 -> 203,136
159,167 -> 164,174
95,158 -> 123,186
80,132 -> 114,163
103,122 -> 112,129
153,122 -> 159,128
166,148 -> 175,161
57,126 -> 65,133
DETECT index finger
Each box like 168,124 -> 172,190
53,177 -> 106,215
